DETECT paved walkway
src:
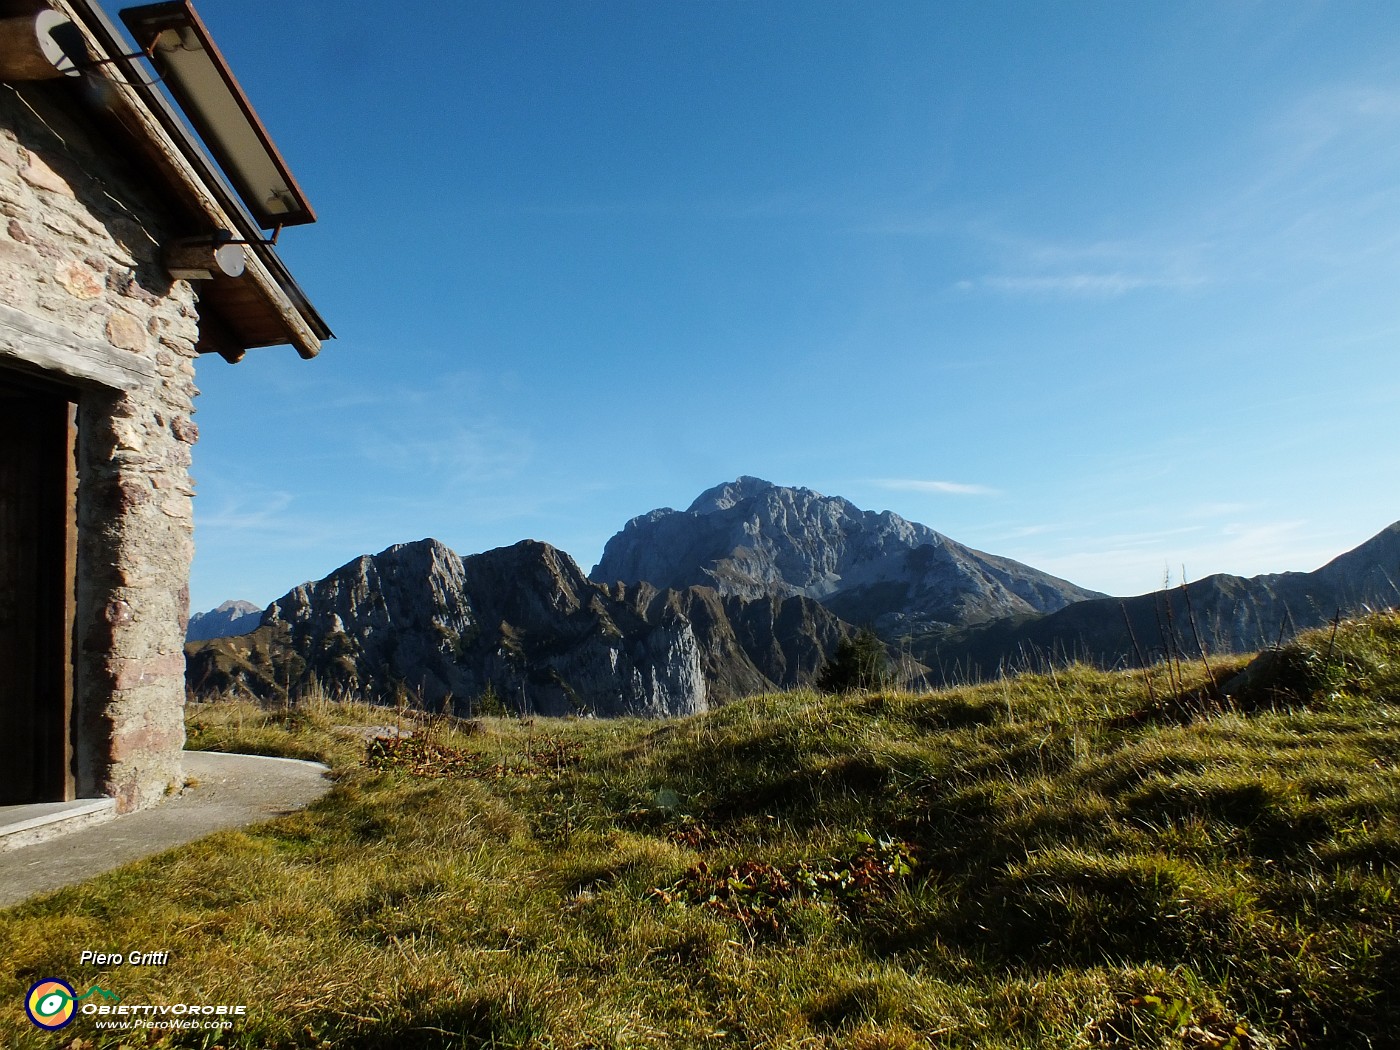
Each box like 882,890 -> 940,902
0,751 -> 332,909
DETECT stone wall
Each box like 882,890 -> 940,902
0,79 -> 202,811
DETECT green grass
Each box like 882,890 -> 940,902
4,614 -> 1400,1048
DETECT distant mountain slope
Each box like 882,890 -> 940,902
186,600 -> 262,642
186,538 -> 856,716
914,521 -> 1400,682
591,476 -> 1104,636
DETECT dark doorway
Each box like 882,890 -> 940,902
0,372 -> 77,804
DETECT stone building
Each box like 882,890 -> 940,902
0,0 -> 328,814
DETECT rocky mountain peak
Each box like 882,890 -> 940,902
212,599 -> 260,615
687,476 -> 780,514
592,478 -> 1104,634
186,599 -> 263,642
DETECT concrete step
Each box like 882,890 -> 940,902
0,798 -> 118,853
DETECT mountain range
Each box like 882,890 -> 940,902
186,477 -> 1400,712
187,537 -> 853,716
913,521 -> 1400,681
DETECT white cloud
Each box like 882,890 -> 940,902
967,272 -> 1205,298
195,490 -> 296,533
871,478 -> 1000,496
940,221 -> 1212,299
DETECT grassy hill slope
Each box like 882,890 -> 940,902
3,615 -> 1399,1048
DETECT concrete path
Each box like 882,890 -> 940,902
0,751 -> 332,909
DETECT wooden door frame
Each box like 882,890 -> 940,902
55,399 -> 77,801
0,368 -> 79,803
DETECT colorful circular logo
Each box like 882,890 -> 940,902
25,979 -> 77,1030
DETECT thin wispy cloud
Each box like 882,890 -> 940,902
871,478 -> 1000,496
503,188 -> 845,223
853,206 -> 966,239
359,420 -> 532,488
1017,239 -> 1143,266
1187,502 -> 1255,520
959,272 -> 1206,298
335,374 -> 535,489
987,523 -> 1065,541
1272,85 -> 1400,162
856,189 -> 1215,301
936,216 -> 1214,299
196,491 -> 297,533
196,488 -> 391,552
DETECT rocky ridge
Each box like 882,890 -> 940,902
912,521 -> 1400,681
187,538 -> 854,717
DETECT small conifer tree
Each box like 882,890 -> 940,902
816,628 -> 892,693
476,681 -> 508,717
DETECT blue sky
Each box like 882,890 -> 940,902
174,1 -> 1400,612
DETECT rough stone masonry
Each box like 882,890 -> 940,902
1,79 -> 200,811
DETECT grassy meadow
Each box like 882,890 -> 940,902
3,614 -> 1399,1048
